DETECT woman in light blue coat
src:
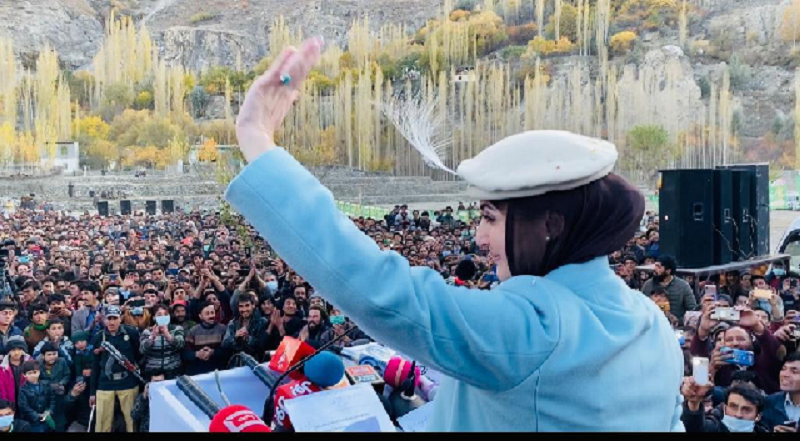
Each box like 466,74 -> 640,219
225,37 -> 685,432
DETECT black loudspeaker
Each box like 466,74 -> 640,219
161,200 -> 174,213
730,170 -> 752,261
659,169 -> 716,268
146,200 -> 156,216
713,170 -> 734,265
716,163 -> 770,257
120,200 -> 132,216
97,201 -> 109,217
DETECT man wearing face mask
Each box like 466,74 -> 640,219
681,381 -> 769,432
0,399 -> 30,432
640,255 -> 696,322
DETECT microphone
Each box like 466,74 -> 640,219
269,337 -> 316,381
384,357 -> 421,390
262,325 -> 361,424
209,405 -> 272,433
239,353 -> 280,389
303,351 -> 345,388
386,361 -> 426,420
176,375 -> 271,433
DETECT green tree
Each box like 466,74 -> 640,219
624,125 -> 678,185
545,3 -> 579,42
99,82 -> 134,122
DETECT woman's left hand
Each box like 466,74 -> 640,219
236,37 -> 324,163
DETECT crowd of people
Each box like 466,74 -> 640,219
0,200 -> 495,432
612,211 -> 800,433
2,197 -> 799,433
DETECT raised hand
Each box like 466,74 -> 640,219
236,37 -> 324,163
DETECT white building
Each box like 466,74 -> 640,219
40,141 -> 80,172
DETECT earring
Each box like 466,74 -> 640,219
545,236 -> 550,242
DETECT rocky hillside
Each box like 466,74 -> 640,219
0,0 -> 798,155
0,0 -> 442,70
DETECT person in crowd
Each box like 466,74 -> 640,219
720,271 -> 749,305
121,292 -> 152,332
0,301 -> 23,355
37,342 -> 70,432
0,398 -> 30,432
222,292 -> 266,359
0,336 -> 30,409
131,371 -> 165,433
183,302 -> 227,376
69,331 -> 93,380
640,255 -> 696,322
71,282 -> 103,339
17,359 -> 55,432
89,305 -> 140,433
32,318 -> 73,364
64,369 -> 92,432
47,294 -> 72,339
298,305 -> 329,348
319,313 -> 370,348
681,380 -> 769,433
267,295 -> 304,341
761,352 -> 800,432
170,301 -> 195,332
23,303 -> 50,353
140,304 -> 185,380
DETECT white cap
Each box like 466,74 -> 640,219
456,131 -> 618,200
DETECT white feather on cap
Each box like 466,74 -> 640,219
457,131 -> 618,199
381,95 -> 618,199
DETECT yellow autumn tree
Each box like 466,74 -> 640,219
198,138 -> 219,162
610,31 -> 637,55
780,0 -> 800,45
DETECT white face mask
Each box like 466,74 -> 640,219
721,415 -> 755,432
155,315 -> 170,327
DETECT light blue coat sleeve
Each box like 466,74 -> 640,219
671,394 -> 685,432
225,148 -> 560,391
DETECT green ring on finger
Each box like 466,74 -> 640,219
280,73 -> 291,86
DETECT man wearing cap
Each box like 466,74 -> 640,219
170,301 -> 195,331
89,305 -> 141,433
225,38 -> 683,431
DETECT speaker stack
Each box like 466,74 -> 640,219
120,200 -> 132,215
161,200 -> 174,213
659,163 -> 770,268
146,200 -> 157,216
97,201 -> 109,217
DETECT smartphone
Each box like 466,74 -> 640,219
711,307 -> 740,322
692,357 -> 710,386
109,274 -> 118,282
784,421 -> 798,429
245,247 -> 252,258
238,268 -> 250,277
721,347 -> 755,367
129,299 -> 145,308
753,289 -> 772,300
167,268 -> 179,276
704,285 -> 717,300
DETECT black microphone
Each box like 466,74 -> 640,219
176,375 -> 271,433
239,353 -> 280,389
176,375 -> 221,419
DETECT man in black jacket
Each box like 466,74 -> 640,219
761,352 -> 800,432
89,305 -> 141,433
681,380 -> 770,433
64,379 -> 92,432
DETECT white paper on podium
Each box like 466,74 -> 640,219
284,383 -> 395,432
397,403 -> 433,432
